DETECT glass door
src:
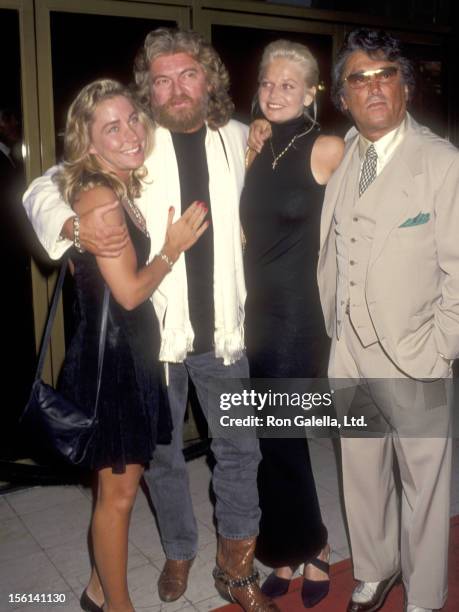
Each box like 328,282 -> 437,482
0,0 -> 41,462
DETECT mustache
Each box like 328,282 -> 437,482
165,94 -> 194,108
366,95 -> 387,106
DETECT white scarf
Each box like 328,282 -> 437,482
138,122 -> 247,365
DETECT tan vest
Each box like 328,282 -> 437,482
334,147 -> 379,347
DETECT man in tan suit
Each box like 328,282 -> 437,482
318,29 -> 458,612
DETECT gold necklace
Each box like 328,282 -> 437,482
123,197 -> 149,237
269,124 -> 314,170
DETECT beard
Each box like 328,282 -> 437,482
153,94 -> 208,132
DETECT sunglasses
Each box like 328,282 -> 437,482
344,66 -> 399,89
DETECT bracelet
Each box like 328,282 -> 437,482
72,215 -> 84,254
157,250 -> 174,271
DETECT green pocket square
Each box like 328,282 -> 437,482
399,212 -> 430,228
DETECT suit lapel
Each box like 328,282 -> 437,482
320,134 -> 359,249
368,117 -> 424,268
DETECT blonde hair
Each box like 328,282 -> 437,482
133,28 -> 234,130
259,39 -> 319,88
54,79 -> 153,206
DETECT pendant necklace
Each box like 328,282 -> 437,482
123,197 -> 149,237
270,124 -> 314,170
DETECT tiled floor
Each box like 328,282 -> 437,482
1,437 -> 458,612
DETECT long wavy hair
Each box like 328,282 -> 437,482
133,28 -> 234,130
54,79 -> 153,206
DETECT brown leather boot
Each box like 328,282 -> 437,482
213,536 -> 281,611
158,558 -> 194,602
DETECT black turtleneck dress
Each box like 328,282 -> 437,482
240,116 -> 329,567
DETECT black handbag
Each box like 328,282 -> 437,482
21,261 -> 109,465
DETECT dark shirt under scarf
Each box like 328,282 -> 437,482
171,125 -> 215,354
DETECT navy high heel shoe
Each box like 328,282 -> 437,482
261,572 -> 291,598
301,557 -> 330,608
80,590 -> 104,612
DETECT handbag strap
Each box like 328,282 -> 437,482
94,286 -> 109,411
34,261 -> 68,381
34,260 -> 110,414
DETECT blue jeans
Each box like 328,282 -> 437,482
143,352 -> 261,560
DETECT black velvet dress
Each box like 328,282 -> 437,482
240,116 -> 329,567
58,214 -> 171,474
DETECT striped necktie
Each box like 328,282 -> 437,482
359,144 -> 378,197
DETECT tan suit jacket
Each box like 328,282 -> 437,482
318,114 -> 459,379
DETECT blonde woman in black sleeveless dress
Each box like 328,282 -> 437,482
240,41 -> 343,607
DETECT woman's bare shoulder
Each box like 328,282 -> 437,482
73,185 -> 125,226
311,135 -> 345,184
74,185 -> 117,213
314,135 -> 345,167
